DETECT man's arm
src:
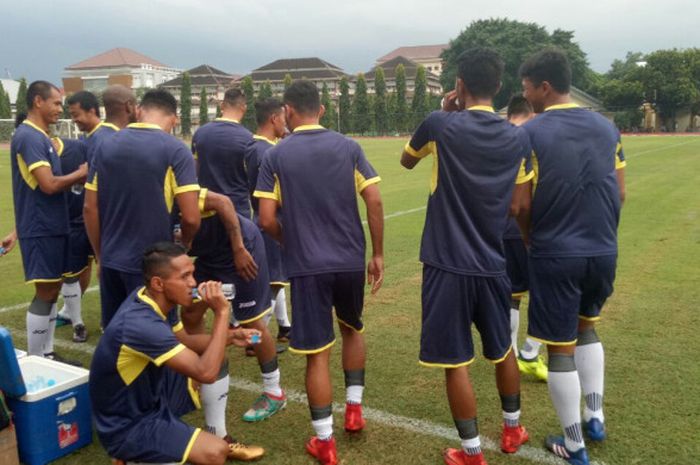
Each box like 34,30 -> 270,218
258,198 -> 282,243
83,189 -> 101,261
204,191 -> 258,281
510,180 -> 533,246
32,163 -> 87,195
175,325 -> 259,354
175,191 -> 201,250
616,168 -> 626,204
361,184 -> 384,294
1,229 -> 17,255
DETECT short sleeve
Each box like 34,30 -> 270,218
253,149 -> 279,202
245,142 -> 261,196
171,143 -> 200,195
18,133 -> 52,173
515,133 -> 535,184
85,141 -> 101,191
122,317 -> 185,366
353,143 -> 381,192
405,112 -> 438,159
167,306 -> 184,333
615,139 -> 626,169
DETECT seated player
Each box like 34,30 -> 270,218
244,98 -> 292,344
90,242 -> 264,465
402,49 -> 532,465
181,187 -> 287,428
503,95 -> 547,381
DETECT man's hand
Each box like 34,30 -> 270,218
367,255 -> 384,294
233,246 -> 258,282
442,90 -> 460,112
76,162 -> 88,183
197,281 -> 230,316
1,230 -> 18,255
227,327 -> 261,347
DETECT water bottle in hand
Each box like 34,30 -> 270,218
192,283 -> 235,300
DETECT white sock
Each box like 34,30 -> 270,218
549,368 -> 585,451
26,312 -> 50,356
346,385 -> 364,405
461,436 -> 482,456
61,281 -> 83,326
576,342 -> 605,423
510,308 -> 520,357
312,415 -> 333,440
503,410 -> 520,427
274,288 -> 290,327
262,368 -> 282,397
519,337 -> 543,360
200,374 -> 229,438
44,303 -> 58,354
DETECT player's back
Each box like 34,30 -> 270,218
85,122 -> 119,165
523,106 -> 622,258
193,119 -> 252,216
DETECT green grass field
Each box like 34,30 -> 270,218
1,135 -> 699,465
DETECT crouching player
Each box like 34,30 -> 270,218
90,242 -> 263,465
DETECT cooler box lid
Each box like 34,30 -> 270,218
0,327 -> 26,398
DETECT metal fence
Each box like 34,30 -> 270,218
0,119 -> 81,142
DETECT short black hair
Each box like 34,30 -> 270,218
519,48 -> 571,93
223,88 -> 246,107
255,97 -> 283,126
14,112 -> 27,128
142,241 -> 187,284
140,89 -> 178,115
66,91 -> 101,118
456,48 -> 504,99
26,80 -> 59,109
283,80 -> 320,116
506,95 -> 533,119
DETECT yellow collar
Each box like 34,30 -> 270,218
88,121 -> 120,136
137,287 -> 167,320
544,103 -> 580,112
22,120 -> 50,138
293,124 -> 324,133
128,122 -> 163,130
215,117 -> 240,124
467,105 -> 495,113
253,134 -> 277,145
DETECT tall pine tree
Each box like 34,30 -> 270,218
16,78 -> 28,115
338,76 -> 351,134
387,92 -> 398,134
258,80 -> 273,100
180,72 -> 192,137
0,81 -> 10,118
395,65 -> 408,134
352,73 -> 370,135
241,76 -> 256,131
199,87 -> 208,126
374,67 -> 388,135
283,74 -> 293,93
411,65 -> 428,130
320,82 -> 337,130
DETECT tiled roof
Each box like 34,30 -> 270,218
377,44 -> 448,63
161,64 -> 238,88
66,48 -> 169,70
249,57 -> 349,81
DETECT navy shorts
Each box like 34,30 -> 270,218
527,255 -> 617,345
194,258 -> 272,325
65,225 -> 93,276
100,267 -> 143,329
263,231 -> 288,286
504,238 -> 528,297
420,265 -> 512,367
106,368 -> 200,463
18,235 -> 69,284
289,271 -> 365,354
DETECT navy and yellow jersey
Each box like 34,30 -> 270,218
192,118 -> 253,217
54,137 -> 88,226
244,136 -> 276,214
406,107 -> 534,276
86,123 -> 199,273
10,120 -> 69,238
89,287 -> 189,449
85,121 -> 119,165
522,104 -> 625,258
254,125 -> 380,278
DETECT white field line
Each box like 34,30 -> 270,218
5,329 -> 612,465
362,206 -> 426,225
0,286 -> 99,315
627,138 -> 699,158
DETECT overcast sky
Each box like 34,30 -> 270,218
2,0 -> 698,84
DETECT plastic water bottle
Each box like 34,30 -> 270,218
192,283 -> 235,300
71,184 -> 84,195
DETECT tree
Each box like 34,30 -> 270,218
283,74 -> 293,93
241,76 -> 256,131
320,82 -> 337,130
0,81 -> 10,118
441,18 -> 597,108
258,80 -> 273,100
215,103 -> 222,118
395,64 -> 408,133
199,87 -> 209,126
387,92 -> 398,134
411,65 -> 428,130
180,72 -> 192,137
16,78 -> 28,115
352,73 -> 370,134
374,67 -> 388,135
338,76 -> 351,134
